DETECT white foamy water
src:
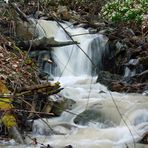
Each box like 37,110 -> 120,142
31,77 -> 148,148
1,20 -> 147,148
49,21 -> 108,76
32,21 -> 148,148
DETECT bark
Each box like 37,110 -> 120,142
17,82 -> 60,93
9,2 -> 31,23
19,37 -> 79,50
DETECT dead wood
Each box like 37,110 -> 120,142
17,82 -> 60,93
9,2 -> 31,23
20,37 -> 79,50
108,81 -> 147,93
47,87 -> 64,95
131,69 -> 148,82
15,109 -> 54,116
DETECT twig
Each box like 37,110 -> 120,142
14,109 -> 54,116
9,2 -> 30,23
17,82 -> 60,92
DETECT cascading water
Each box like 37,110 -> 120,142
50,23 -> 108,76
30,20 -> 148,148
3,20 -> 147,148
41,22 -> 108,76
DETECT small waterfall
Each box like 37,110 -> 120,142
38,21 -> 108,77
30,20 -> 109,81
28,20 -> 148,148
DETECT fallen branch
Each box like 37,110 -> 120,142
14,109 -> 54,116
132,69 -> 148,82
9,2 -> 31,23
17,82 -> 60,93
47,88 -> 64,95
20,37 -> 79,50
137,69 -> 148,77
0,87 -> 63,98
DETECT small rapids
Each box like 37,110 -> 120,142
1,20 -> 147,148
31,76 -> 148,148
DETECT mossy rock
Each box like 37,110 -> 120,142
74,109 -> 115,128
51,98 -> 76,116
74,109 -> 102,125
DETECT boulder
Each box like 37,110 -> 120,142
74,107 -> 117,127
96,71 -> 122,86
49,95 -> 76,116
74,109 -> 103,125
57,6 -> 71,21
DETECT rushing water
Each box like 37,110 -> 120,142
31,77 -> 148,148
1,20 -> 148,148
29,20 -> 148,148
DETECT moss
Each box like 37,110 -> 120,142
0,80 -> 17,128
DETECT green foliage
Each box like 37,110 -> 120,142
102,0 -> 148,24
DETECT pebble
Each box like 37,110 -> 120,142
142,90 -> 148,96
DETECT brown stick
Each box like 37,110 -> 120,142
9,2 -> 30,23
17,82 -> 60,92
20,37 -> 79,50
14,109 -> 54,116
0,87 -> 63,98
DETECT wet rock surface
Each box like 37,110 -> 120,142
97,26 -> 148,93
74,109 -> 115,128
97,71 -> 122,86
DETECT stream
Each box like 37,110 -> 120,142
1,20 -> 148,148
32,76 -> 148,148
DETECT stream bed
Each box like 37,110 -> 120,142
29,76 -> 148,148
1,20 -> 147,148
